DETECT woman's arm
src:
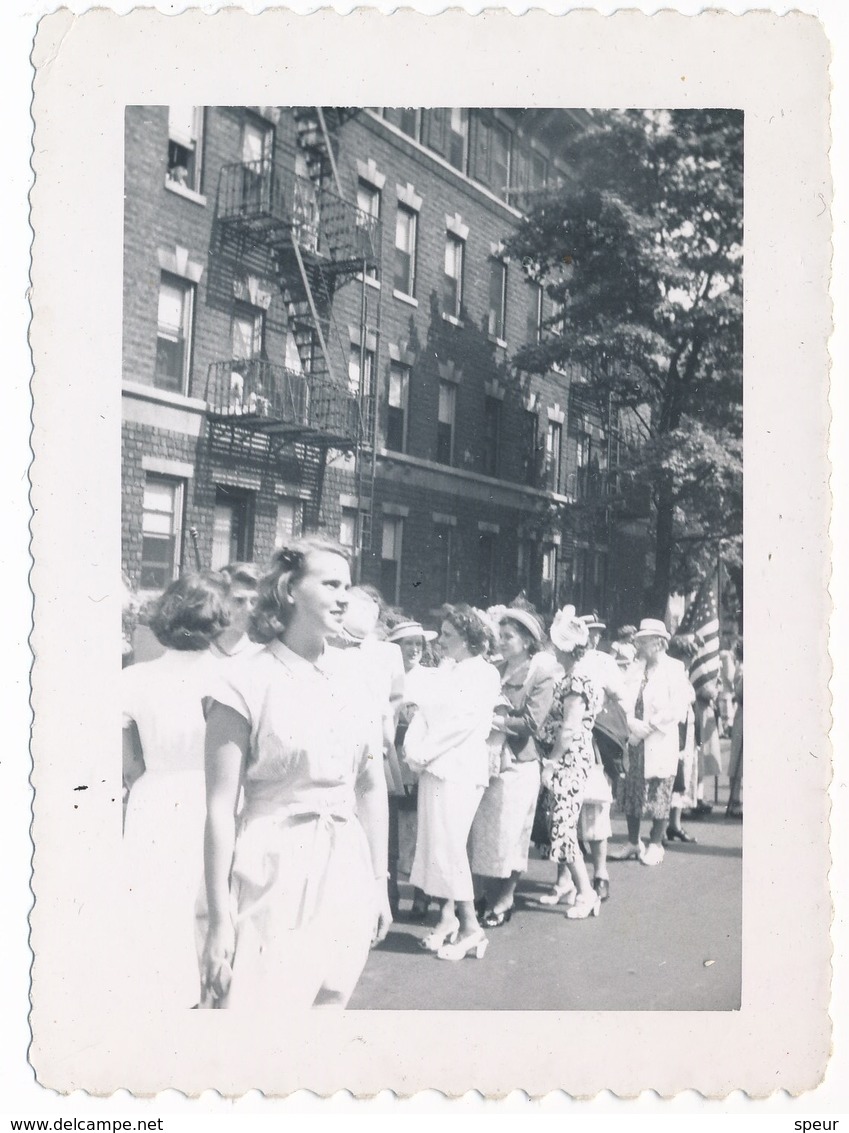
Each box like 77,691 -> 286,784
122,721 -> 145,796
201,701 -> 249,999
355,751 -> 392,945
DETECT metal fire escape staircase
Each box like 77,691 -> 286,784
207,108 -> 381,548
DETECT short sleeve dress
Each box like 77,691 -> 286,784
122,649 -> 217,1009
206,639 -> 380,1010
538,671 -> 603,864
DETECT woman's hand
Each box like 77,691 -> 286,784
628,720 -> 652,743
541,758 -> 557,789
372,880 -> 393,947
200,918 -> 236,1004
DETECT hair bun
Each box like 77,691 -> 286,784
275,548 -> 304,572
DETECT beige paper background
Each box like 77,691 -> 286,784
28,8 -> 832,1098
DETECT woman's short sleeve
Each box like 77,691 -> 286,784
203,657 -> 256,726
564,672 -> 595,708
121,664 -> 142,729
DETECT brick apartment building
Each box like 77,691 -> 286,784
122,106 -> 652,627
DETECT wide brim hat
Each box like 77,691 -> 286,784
633,617 -> 671,641
387,620 -> 438,644
499,607 -> 545,644
581,614 -> 607,631
549,605 -> 590,653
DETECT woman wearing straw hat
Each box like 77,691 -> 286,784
469,606 -> 558,927
536,606 -> 605,920
611,618 -> 692,866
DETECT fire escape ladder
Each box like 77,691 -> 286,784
353,272 -> 381,566
289,237 -> 338,386
293,107 -> 345,199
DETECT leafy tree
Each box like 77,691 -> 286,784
506,109 -> 743,615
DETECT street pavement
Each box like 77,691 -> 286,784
349,780 -> 742,1012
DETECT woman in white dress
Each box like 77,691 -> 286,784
122,572 -> 230,1010
405,606 -> 501,961
469,608 -> 557,927
200,539 -> 392,1010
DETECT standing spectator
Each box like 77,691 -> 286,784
210,562 -> 263,661
470,607 -> 558,926
611,619 -> 690,865
536,607 -> 604,920
405,606 -> 501,961
122,572 -> 230,1009
200,540 -> 391,1010
665,635 -> 699,843
726,639 -> 744,819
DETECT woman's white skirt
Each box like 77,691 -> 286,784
469,760 -> 541,878
409,772 -> 485,901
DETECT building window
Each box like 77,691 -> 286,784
386,362 -> 410,453
525,409 -> 539,486
339,506 -> 358,550
242,116 -> 274,166
483,396 -> 501,477
517,538 -> 535,601
436,381 -> 456,465
212,487 -> 253,570
488,258 -> 507,340
398,108 -> 420,141
545,420 -> 562,493
155,273 -> 194,394
447,108 -> 469,173
231,303 -> 264,361
274,498 -> 303,549
394,205 -> 417,297
140,475 -> 183,591
443,233 -> 465,319
167,106 -> 204,192
381,517 -> 403,605
531,150 -> 548,191
349,345 -> 376,440
527,282 -> 543,344
491,122 -> 511,199
433,523 -> 453,603
356,179 -> 381,279
478,531 -> 497,606
541,543 -> 558,613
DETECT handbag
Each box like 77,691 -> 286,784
593,727 -> 626,781
531,784 -> 557,847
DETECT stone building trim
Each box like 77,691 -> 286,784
547,403 -> 566,424
339,493 -> 361,510
233,275 -> 273,310
437,359 -> 463,385
478,521 -> 501,534
381,502 -> 410,518
141,456 -> 195,480
214,470 -> 263,492
445,212 -> 470,241
396,182 -> 423,212
432,512 -> 457,526
357,158 -> 386,191
523,391 -> 540,413
157,244 -> 204,283
348,324 -> 379,353
388,341 -> 417,367
484,378 -> 506,401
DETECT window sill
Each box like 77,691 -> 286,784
164,180 -> 207,207
356,274 -> 382,290
392,289 -> 418,308
488,335 -> 508,350
441,312 -> 464,328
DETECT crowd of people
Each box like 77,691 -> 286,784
121,537 -> 743,1012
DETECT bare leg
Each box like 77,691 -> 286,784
626,814 -> 642,844
456,899 -> 480,939
649,818 -> 666,845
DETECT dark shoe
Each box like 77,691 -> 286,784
408,896 -> 432,923
666,825 -> 697,844
725,804 -> 743,820
694,801 -> 714,817
474,896 -> 488,921
592,877 -> 610,902
482,905 -> 514,928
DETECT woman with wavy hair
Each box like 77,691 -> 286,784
122,571 -> 230,1009
200,538 -> 391,1010
404,605 -> 501,961
536,606 -> 604,920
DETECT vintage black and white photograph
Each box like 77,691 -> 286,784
120,103 -> 743,1013
29,7 -> 833,1099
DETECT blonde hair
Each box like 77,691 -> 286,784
249,537 -> 350,644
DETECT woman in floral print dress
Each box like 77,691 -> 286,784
538,606 -> 604,920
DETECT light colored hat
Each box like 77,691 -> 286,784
633,617 -> 671,641
499,607 -> 545,644
581,614 -> 607,631
341,590 -> 380,642
549,605 -> 590,653
387,620 -> 438,644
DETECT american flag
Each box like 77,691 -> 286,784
676,573 -> 721,695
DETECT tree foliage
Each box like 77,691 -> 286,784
506,109 -> 743,612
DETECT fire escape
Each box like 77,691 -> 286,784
205,108 -> 381,566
